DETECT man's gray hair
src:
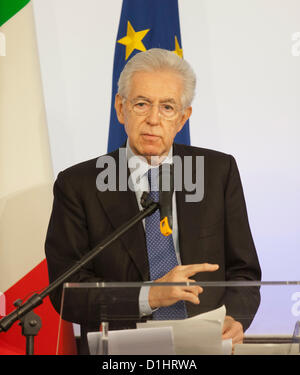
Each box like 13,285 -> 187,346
117,48 -> 196,108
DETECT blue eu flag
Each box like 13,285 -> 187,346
107,0 -> 190,153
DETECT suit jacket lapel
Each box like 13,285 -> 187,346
95,148 -> 149,281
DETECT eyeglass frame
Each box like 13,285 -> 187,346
122,96 -> 184,120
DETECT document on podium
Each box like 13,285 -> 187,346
137,305 -> 226,355
87,326 -> 175,355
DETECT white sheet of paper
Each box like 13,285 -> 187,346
137,305 -> 226,355
87,326 -> 175,355
185,305 -> 226,326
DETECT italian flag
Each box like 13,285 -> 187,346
0,0 -> 76,354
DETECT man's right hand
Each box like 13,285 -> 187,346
148,263 -> 219,309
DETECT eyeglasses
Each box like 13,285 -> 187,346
124,97 -> 182,120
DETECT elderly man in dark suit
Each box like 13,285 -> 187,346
45,48 -> 261,350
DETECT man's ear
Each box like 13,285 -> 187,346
177,106 -> 192,133
114,94 -> 125,124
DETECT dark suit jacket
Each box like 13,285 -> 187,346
45,143 -> 261,335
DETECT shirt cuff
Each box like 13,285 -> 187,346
139,285 -> 154,317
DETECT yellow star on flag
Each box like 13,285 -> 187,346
117,21 -> 150,60
173,36 -> 183,58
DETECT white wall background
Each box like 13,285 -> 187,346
32,0 -> 300,333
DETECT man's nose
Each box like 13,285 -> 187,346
146,104 -> 160,125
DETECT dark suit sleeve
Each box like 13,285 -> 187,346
221,155 -> 261,331
45,171 -> 140,328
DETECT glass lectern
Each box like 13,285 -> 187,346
57,281 -> 300,355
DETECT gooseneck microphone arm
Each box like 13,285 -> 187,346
0,193 -> 158,354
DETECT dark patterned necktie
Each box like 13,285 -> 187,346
145,167 -> 187,320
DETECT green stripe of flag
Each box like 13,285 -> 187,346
0,0 -> 30,27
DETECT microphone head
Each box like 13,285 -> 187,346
159,163 -> 174,193
159,164 -> 174,235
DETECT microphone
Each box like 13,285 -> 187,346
159,163 -> 174,236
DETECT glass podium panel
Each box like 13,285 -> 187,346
57,281 -> 300,355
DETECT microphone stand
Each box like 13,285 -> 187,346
0,193 -> 158,355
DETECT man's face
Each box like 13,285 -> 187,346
115,70 -> 192,163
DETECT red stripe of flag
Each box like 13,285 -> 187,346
0,259 -> 77,355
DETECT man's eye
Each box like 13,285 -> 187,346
134,102 -> 148,109
162,104 -> 175,111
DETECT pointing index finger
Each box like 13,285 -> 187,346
183,263 -> 219,277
